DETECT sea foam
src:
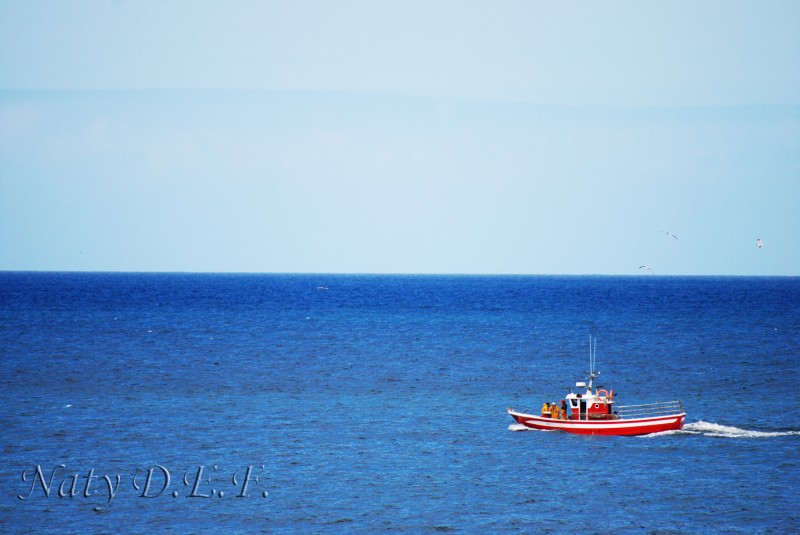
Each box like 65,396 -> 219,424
677,421 -> 799,439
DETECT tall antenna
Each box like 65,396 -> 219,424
587,335 -> 599,393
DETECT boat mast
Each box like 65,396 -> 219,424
587,336 -> 600,394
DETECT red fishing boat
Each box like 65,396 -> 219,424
507,339 -> 686,436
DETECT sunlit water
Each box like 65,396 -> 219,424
1,273 -> 798,532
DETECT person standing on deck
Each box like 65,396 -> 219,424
561,399 -> 568,420
550,402 -> 559,419
541,402 -> 551,417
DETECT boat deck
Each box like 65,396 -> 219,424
615,400 -> 685,420
511,400 -> 685,422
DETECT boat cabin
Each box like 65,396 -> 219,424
565,382 -> 616,420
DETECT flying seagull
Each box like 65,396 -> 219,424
639,265 -> 654,274
757,238 -> 763,249
663,231 -> 678,240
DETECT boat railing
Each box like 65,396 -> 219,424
616,400 -> 685,419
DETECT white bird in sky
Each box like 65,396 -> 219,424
757,238 -> 764,249
639,265 -> 654,274
663,231 -> 678,240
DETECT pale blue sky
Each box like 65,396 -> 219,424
1,1 -> 798,275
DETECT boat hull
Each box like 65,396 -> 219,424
508,409 -> 686,436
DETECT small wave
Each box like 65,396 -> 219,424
507,423 -> 557,433
637,429 -> 685,438
681,421 -> 800,438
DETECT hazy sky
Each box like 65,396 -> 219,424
1,1 -> 798,275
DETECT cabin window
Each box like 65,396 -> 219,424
570,399 -> 578,407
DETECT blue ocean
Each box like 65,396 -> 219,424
1,273 -> 798,533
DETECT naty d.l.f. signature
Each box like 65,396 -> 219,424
17,464 -> 267,511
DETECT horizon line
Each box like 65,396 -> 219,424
0,269 -> 795,278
